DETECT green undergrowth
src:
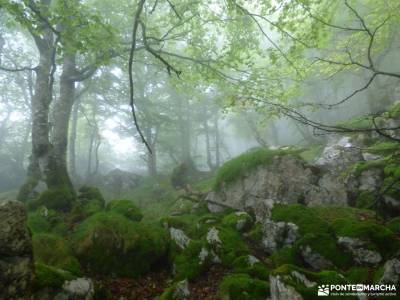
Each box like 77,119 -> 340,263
218,274 -> 270,300
32,233 -> 81,275
232,255 -> 269,280
34,263 -> 76,290
270,204 -> 399,268
272,264 -> 353,300
106,199 -> 143,222
120,176 -> 180,221
71,212 -> 169,277
28,186 -> 76,212
213,147 -> 304,190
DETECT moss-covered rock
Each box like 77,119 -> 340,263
28,187 -> 75,212
106,199 -> 143,222
213,147 -> 303,190
34,263 -> 76,290
271,264 -> 350,300
76,185 -> 105,218
218,274 -> 269,300
173,240 -> 210,280
331,217 -> 400,259
78,185 -> 105,206
206,226 -> 250,266
27,211 -> 51,235
355,191 -> 375,209
386,216 -> 400,234
72,212 -> 168,277
32,233 -> 81,276
271,204 -> 352,269
221,212 -> 253,232
232,255 -> 269,280
28,208 -> 68,236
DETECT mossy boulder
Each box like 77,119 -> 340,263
221,212 -> 253,232
213,147 -> 303,190
218,274 -> 269,300
271,204 -> 352,269
232,255 -> 269,280
271,204 -> 400,269
28,187 -> 75,212
173,240 -> 211,280
27,208 -> 68,236
72,212 -> 168,277
106,199 -> 143,222
34,263 -> 76,290
32,233 -> 81,275
205,226 -> 250,266
386,217 -> 400,234
27,211 -> 52,235
271,264 -> 349,300
77,185 -> 105,217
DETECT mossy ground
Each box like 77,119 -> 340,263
71,212 -> 169,277
218,274 -> 269,300
32,233 -> 81,275
28,186 -> 76,212
106,199 -> 143,222
34,263 -> 76,290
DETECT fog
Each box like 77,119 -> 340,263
0,0 -> 399,194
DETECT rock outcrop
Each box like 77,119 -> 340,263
270,275 -> 303,300
261,219 -> 298,254
0,201 -> 34,300
206,134 -> 393,216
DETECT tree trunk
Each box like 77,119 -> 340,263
214,111 -> 220,168
18,24 -> 54,201
50,53 -> 76,190
68,99 -> 80,179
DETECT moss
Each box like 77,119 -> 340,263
272,264 -> 350,300
372,266 -> 384,284
344,267 -> 371,283
161,211 -> 224,239
221,212 -> 253,232
32,233 -> 81,275
76,185 -> 106,218
28,209 -> 69,236
27,211 -> 51,234
232,255 -> 269,280
271,205 -> 352,268
218,274 -> 269,300
247,222 -> 263,243
192,177 -> 216,193
386,101 -> 400,119
174,240 -> 209,280
122,175 -> 180,221
386,217 -> 400,234
367,141 -> 399,155
213,147 -> 304,190
349,159 -> 387,178
300,144 -> 325,163
210,226 -> 250,265
270,247 -> 301,267
331,218 -> 400,258
355,191 -> 375,209
78,185 -> 105,206
72,212 -> 168,277
158,284 -> 175,300
34,263 -> 75,290
28,187 -> 75,212
106,199 -> 143,222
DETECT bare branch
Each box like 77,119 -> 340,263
128,0 -> 153,154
